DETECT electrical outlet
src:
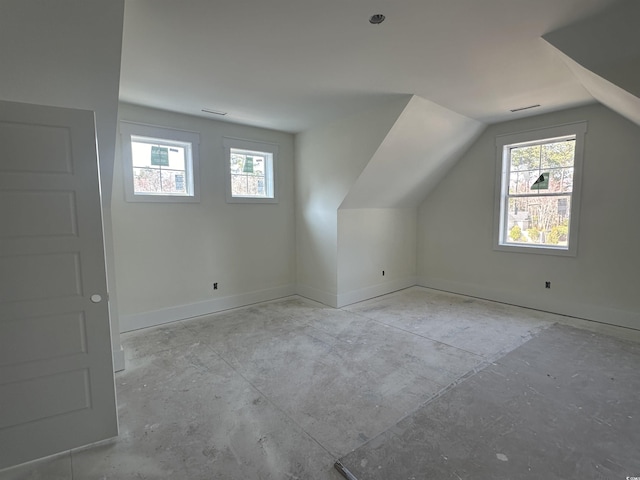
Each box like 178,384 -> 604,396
545,281 -> 551,289
213,282 -> 218,290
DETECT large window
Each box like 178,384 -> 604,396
120,122 -> 200,203
494,122 -> 586,256
223,137 -> 277,203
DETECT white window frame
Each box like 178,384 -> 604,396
223,137 -> 278,204
120,121 -> 200,203
493,121 -> 587,256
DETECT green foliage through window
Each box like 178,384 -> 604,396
509,224 -> 523,241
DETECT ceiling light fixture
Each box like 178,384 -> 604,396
201,108 -> 227,116
369,14 -> 385,24
510,104 -> 541,113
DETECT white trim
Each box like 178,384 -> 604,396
493,121 -> 587,256
336,276 -> 417,308
418,276 -> 639,331
295,283 -> 339,308
112,346 -> 125,372
120,284 -> 296,332
295,277 -> 418,308
120,121 -> 201,203
223,137 -> 278,204
494,121 -> 588,147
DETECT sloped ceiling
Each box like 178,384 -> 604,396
340,96 -> 484,209
549,51 -> 640,128
120,0 -> 638,212
120,0 -> 618,133
543,0 -> 640,126
339,0 -> 639,210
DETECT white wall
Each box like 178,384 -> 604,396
337,208 -> 417,306
113,104 -> 296,331
0,0 -> 124,204
418,103 -> 640,330
295,97 -> 411,306
296,95 -> 483,307
340,96 -> 485,209
0,0 -> 126,368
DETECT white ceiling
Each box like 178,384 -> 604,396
120,0 -> 618,133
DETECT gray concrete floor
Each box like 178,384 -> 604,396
339,323 -> 640,479
2,287 -> 639,479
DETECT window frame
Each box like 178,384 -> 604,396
493,121 -> 587,256
120,121 -> 201,203
223,137 -> 278,204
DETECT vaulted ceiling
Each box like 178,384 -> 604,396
119,0 -> 623,134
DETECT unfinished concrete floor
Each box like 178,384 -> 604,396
2,287 -> 639,479
339,323 -> 640,479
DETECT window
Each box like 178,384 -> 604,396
120,121 -> 200,203
494,122 -> 587,256
223,137 -> 277,203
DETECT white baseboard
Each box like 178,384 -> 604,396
418,277 -> 639,331
120,276 -> 637,338
336,276 -> 417,308
120,284 -> 296,332
295,283 -> 338,308
296,277 -> 418,308
112,346 -> 125,372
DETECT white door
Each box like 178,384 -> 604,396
0,100 -> 118,469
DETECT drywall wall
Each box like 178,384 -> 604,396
418,103 -> 640,330
334,96 -> 482,306
340,96 -> 484,209
113,104 -> 295,331
0,0 -> 126,368
295,96 -> 411,306
296,95 -> 483,307
337,208 -> 417,306
0,0 -> 124,204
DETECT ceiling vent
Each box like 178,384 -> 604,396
369,14 -> 386,25
510,104 -> 540,113
202,108 -> 227,116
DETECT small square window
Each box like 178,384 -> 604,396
494,122 -> 587,256
120,122 -> 200,203
224,137 -> 278,203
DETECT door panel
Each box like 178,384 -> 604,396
0,190 -> 78,237
2,252 -> 83,302
0,100 -> 118,470
0,369 -> 91,429
0,311 -> 87,366
0,121 -> 73,173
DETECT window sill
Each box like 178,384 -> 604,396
225,196 -> 278,204
494,242 -> 576,257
